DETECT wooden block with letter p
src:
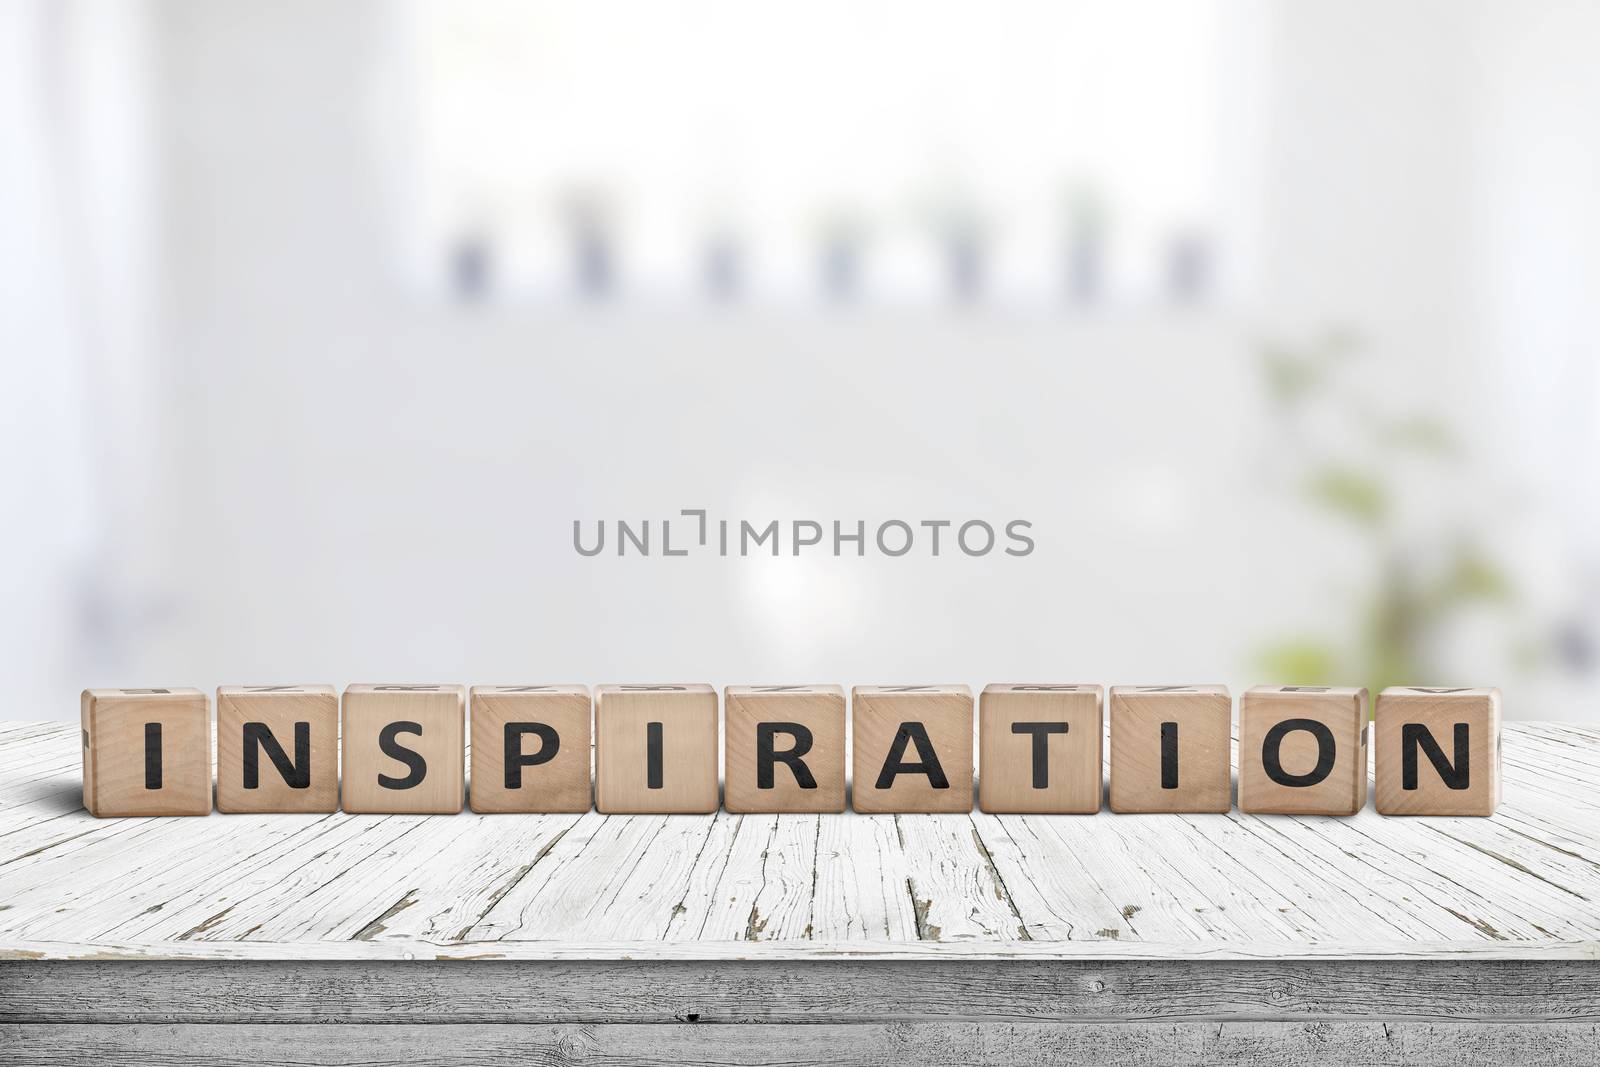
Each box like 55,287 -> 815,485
1239,685 -> 1368,815
341,684 -> 465,814
724,685 -> 845,813
470,685 -> 592,813
81,687 -> 211,817
851,685 -> 973,813
1108,685 -> 1231,813
595,684 -> 719,814
217,685 -> 338,813
1375,686 -> 1501,816
978,684 -> 1103,813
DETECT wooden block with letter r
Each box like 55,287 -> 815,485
595,684 -> 719,814
851,685 -> 973,813
217,685 -> 339,813
978,684 -> 1103,813
1239,685 -> 1368,815
724,685 -> 846,813
1375,686 -> 1501,816
81,687 -> 212,817
470,685 -> 592,813
1108,685 -> 1232,813
341,684 -> 465,814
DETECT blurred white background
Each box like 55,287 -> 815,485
3,0 -> 1597,720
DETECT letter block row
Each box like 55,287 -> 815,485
79,683 -> 1502,817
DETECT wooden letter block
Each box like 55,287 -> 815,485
217,685 -> 338,813
1108,685 -> 1231,813
1239,685 -> 1368,815
725,685 -> 846,813
595,684 -> 718,814
1375,686 -> 1501,816
470,685 -> 592,813
81,688 -> 211,817
851,685 -> 973,813
978,684 -> 1103,814
341,684 -> 465,814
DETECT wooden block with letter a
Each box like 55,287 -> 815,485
216,685 -> 338,813
724,685 -> 846,813
341,684 -> 465,814
1238,685 -> 1368,815
1375,686 -> 1501,816
851,685 -> 974,814
978,684 -> 1103,813
595,684 -> 719,814
470,685 -> 592,813
1108,685 -> 1232,813
81,688 -> 212,817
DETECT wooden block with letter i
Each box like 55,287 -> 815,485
1375,686 -> 1501,816
978,684 -> 1103,813
470,685 -> 592,813
1239,685 -> 1368,815
851,685 -> 973,813
1108,685 -> 1231,813
341,684 -> 465,814
81,688 -> 211,817
595,684 -> 718,813
217,685 -> 338,813
724,685 -> 846,813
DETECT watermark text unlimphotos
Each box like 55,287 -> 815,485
574,511 -> 1034,558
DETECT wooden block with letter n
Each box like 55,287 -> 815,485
216,685 -> 338,813
469,685 -> 592,813
1238,685 -> 1368,815
81,688 -> 211,817
341,684 -> 465,814
1375,686 -> 1502,816
851,685 -> 973,813
595,684 -> 719,814
1108,685 -> 1231,813
978,684 -> 1103,813
724,685 -> 846,813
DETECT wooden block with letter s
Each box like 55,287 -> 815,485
216,685 -> 339,813
594,684 -> 719,814
1375,686 -> 1501,816
851,685 -> 974,814
1108,685 -> 1231,814
724,685 -> 846,813
978,684 -> 1103,813
1238,685 -> 1368,815
469,685 -> 592,813
81,687 -> 212,817
341,684 -> 465,814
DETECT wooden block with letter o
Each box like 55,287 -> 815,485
470,685 -> 592,813
217,685 -> 338,813
1108,685 -> 1231,813
978,684 -> 1103,813
81,688 -> 212,817
1239,685 -> 1368,815
851,685 -> 974,814
1375,686 -> 1501,816
725,685 -> 845,813
595,684 -> 719,814
341,684 -> 465,814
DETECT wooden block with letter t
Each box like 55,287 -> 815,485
470,685 -> 592,813
1375,686 -> 1501,816
1108,685 -> 1232,813
216,685 -> 339,813
724,685 -> 846,813
81,688 -> 212,817
595,684 -> 719,814
851,685 -> 974,813
341,684 -> 465,814
978,684 -> 1103,813
1239,685 -> 1368,815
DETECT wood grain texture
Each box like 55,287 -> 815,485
468,685 -> 591,813
1238,686 -> 1367,815
216,686 -> 338,814
340,685 -> 465,814
724,685 -> 846,813
979,684 -> 1103,813
1375,687 -> 1502,816
594,685 -> 719,813
851,685 -> 974,813
1108,686 -> 1231,814
80,688 -> 210,817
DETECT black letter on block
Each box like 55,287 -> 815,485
243,721 -> 311,789
1261,718 -> 1335,788
504,723 -> 560,789
1012,722 -> 1069,789
756,723 -> 816,789
647,721 -> 664,789
1160,721 -> 1179,789
1402,723 -> 1470,790
378,721 -> 426,789
875,722 -> 949,790
143,722 -> 162,790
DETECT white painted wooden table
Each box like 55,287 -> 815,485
1,719 -> 1597,1065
